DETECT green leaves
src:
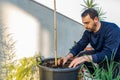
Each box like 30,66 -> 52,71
0,26 -> 15,79
81,58 -> 120,80
81,0 -> 97,10
81,0 -> 106,20
7,56 -> 39,80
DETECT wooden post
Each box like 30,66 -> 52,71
54,0 -> 57,66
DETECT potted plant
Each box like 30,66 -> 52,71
37,57 -> 82,80
37,0 -> 82,80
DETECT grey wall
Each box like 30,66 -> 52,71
0,0 -> 85,58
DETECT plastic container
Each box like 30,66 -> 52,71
38,58 -> 82,80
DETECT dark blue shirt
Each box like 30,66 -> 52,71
70,21 -> 120,63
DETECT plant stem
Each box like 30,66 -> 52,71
54,0 -> 57,66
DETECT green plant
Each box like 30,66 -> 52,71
82,52 -> 120,80
7,55 -> 40,80
81,0 -> 106,20
81,0 -> 97,10
0,24 -> 15,80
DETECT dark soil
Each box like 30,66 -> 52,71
41,59 -> 72,68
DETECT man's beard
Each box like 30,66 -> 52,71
87,23 -> 97,32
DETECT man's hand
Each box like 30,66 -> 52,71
69,55 -> 92,68
58,53 -> 73,65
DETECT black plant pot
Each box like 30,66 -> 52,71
38,58 -> 82,80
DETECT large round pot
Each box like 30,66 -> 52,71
38,58 -> 82,80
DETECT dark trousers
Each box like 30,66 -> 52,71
77,50 -> 120,78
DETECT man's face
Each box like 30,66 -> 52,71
82,14 -> 97,32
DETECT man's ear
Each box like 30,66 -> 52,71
94,17 -> 99,23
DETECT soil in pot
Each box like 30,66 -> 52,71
41,58 -> 72,68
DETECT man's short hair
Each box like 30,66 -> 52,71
81,8 -> 98,20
